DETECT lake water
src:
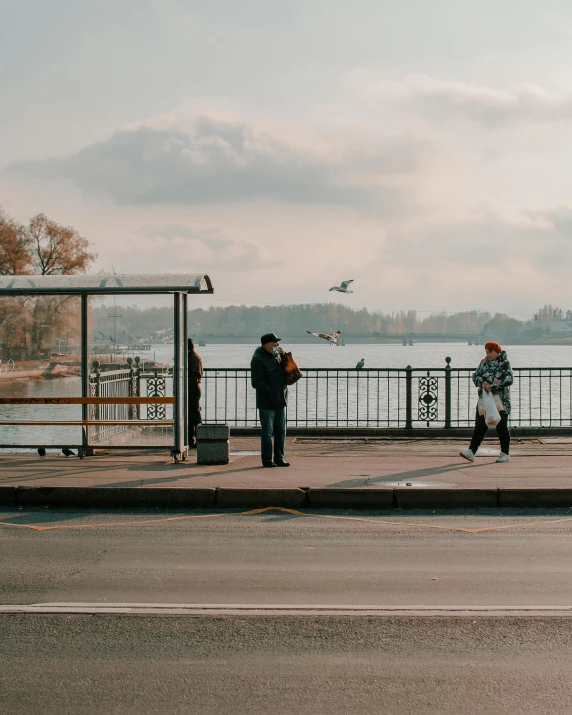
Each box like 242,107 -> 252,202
177,342 -> 572,370
2,343 -> 572,451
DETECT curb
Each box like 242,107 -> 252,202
0,487 -> 17,506
307,488 -> 394,509
498,489 -> 572,508
3,486 -> 572,509
13,487 -> 216,509
395,488 -> 498,509
216,488 -> 307,509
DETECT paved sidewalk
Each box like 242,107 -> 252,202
2,436 -> 572,509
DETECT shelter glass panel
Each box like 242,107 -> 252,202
0,294 -> 83,449
86,295 -> 175,448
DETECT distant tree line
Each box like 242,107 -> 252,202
92,303 -> 572,344
90,303 -> 494,342
92,303 -> 572,343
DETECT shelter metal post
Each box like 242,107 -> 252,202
80,294 -> 91,457
172,292 -> 188,462
182,292 -> 188,450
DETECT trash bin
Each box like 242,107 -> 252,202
196,423 -> 230,465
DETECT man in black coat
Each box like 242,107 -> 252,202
250,332 -> 290,468
187,338 -> 203,448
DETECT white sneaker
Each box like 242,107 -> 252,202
460,449 -> 475,462
496,452 -> 510,463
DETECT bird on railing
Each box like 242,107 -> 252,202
356,358 -> 365,370
38,447 -> 46,458
61,447 -> 76,457
329,279 -> 354,294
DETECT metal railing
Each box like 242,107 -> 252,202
87,359 -> 572,433
87,359 -> 174,444
200,361 -> 572,429
89,357 -> 141,442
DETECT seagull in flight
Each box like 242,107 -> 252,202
306,330 -> 341,346
356,358 -> 365,370
329,280 -> 354,294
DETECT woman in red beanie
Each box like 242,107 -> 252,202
460,342 -> 514,463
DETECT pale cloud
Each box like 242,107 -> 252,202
138,223 -> 233,251
6,114 -> 429,213
135,221 -> 266,270
532,207 -> 572,235
373,205 -> 572,305
346,72 -> 572,125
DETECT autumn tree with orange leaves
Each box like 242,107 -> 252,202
0,209 -> 30,276
0,208 -> 96,358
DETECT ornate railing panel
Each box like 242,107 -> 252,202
418,372 -> 439,424
146,371 -> 167,420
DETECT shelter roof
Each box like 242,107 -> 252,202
0,273 -> 213,296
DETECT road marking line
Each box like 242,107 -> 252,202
2,603 -> 572,617
242,507 -> 572,534
241,506 -> 305,515
0,513 -> 225,531
1,506 -> 572,534
316,513 -> 572,534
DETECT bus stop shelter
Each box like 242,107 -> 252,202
0,273 -> 213,460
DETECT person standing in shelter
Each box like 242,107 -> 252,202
460,341 -> 514,464
187,338 -> 203,448
250,332 -> 290,468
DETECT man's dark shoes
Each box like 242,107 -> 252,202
262,462 -> 277,468
275,461 -> 290,467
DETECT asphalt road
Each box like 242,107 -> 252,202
3,614 -> 572,714
2,508 -> 572,714
2,507 -> 572,606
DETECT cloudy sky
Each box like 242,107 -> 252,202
2,0 -> 572,317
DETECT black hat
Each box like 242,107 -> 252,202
260,332 -> 281,345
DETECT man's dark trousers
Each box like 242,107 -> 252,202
188,387 -> 202,447
258,407 -> 286,465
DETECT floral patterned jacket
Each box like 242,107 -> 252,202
472,351 -> 514,413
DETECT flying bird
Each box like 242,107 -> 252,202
306,330 -> 341,346
356,358 -> 365,370
61,447 -> 76,457
38,447 -> 46,458
329,280 -> 354,294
